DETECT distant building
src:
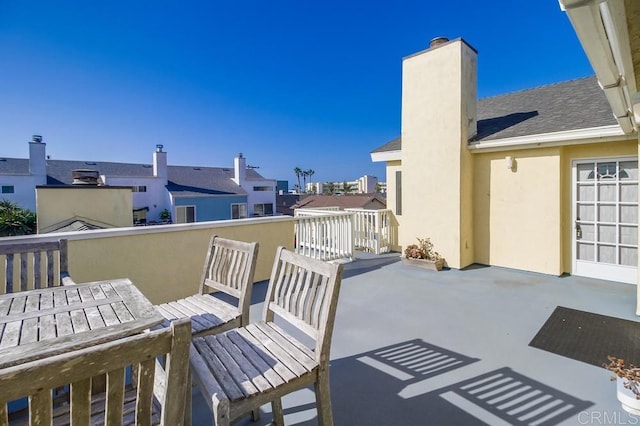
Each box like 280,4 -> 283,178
276,180 -> 289,194
306,175 -> 384,195
0,137 -> 276,226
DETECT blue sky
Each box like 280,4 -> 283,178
0,1 -> 593,186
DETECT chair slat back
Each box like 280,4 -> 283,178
263,247 -> 343,361
199,236 -> 259,323
0,318 -> 191,426
0,239 -> 70,294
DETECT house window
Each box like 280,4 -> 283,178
176,206 -> 196,223
395,171 -> 402,215
231,203 -> 248,219
131,186 -> 147,192
253,186 -> 273,191
253,203 -> 274,217
1,185 -> 14,194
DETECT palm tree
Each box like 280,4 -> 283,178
305,169 -> 315,186
294,167 -> 302,193
0,199 -> 36,236
341,181 -> 354,194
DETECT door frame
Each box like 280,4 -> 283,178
571,156 -> 638,284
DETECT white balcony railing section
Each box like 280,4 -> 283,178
345,208 -> 393,254
294,210 -> 354,261
294,207 -> 394,261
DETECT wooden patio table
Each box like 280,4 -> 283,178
0,278 -> 164,369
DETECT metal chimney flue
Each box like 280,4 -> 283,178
32,135 -> 43,143
429,36 -> 449,48
72,169 -> 100,185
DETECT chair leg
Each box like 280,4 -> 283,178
271,399 -> 284,426
184,370 -> 192,426
251,408 -> 260,422
314,370 -> 334,426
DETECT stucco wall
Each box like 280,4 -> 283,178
473,148 -> 562,275
36,186 -> 133,232
41,217 -> 294,304
400,39 -> 476,268
472,139 -> 637,276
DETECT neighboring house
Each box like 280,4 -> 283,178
0,139 -> 276,224
292,194 -> 387,211
371,4 -> 640,286
276,193 -> 306,216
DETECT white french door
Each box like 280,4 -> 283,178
572,158 -> 638,284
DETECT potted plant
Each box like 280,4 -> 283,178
605,355 -> 640,415
402,237 -> 445,271
159,208 -> 172,224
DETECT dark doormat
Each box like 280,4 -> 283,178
529,306 -> 640,368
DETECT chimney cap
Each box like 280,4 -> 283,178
32,135 -> 43,143
156,144 -> 164,152
238,152 -> 243,158
429,36 -> 449,48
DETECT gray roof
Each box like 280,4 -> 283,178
372,76 -> 617,153
167,165 -> 247,197
0,158 -> 268,197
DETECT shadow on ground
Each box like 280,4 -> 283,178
194,338 -> 593,426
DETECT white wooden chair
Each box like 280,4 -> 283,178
156,235 -> 259,337
189,247 -> 344,425
0,318 -> 191,425
0,239 -> 75,294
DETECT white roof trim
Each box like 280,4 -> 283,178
468,125 -> 633,153
370,150 -> 401,162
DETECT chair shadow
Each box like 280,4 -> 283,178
221,338 -> 595,426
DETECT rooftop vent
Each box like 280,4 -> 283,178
32,135 -> 43,143
72,169 -> 100,186
156,144 -> 164,153
85,162 -> 97,166
429,36 -> 449,48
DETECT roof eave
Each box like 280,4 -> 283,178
559,0 -> 638,133
468,124 -> 633,153
371,150 -> 401,163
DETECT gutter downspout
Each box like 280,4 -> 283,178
559,0 -> 636,133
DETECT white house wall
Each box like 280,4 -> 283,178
101,176 -> 168,221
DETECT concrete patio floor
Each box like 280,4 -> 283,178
192,252 -> 639,425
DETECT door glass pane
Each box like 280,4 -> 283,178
577,163 -> 595,181
620,247 -> 638,266
577,243 -> 594,261
619,161 -> 638,181
620,225 -> 638,245
598,245 -> 616,263
598,205 -> 616,222
578,204 -> 594,221
580,224 -> 595,241
620,184 -> 638,203
598,184 -> 616,202
598,224 -> 616,243
620,205 -> 638,224
577,184 -> 594,201
598,163 -> 617,180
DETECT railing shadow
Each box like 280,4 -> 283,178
342,255 -> 400,279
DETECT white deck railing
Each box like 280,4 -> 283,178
294,210 -> 354,261
294,207 -> 394,260
345,208 -> 393,254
